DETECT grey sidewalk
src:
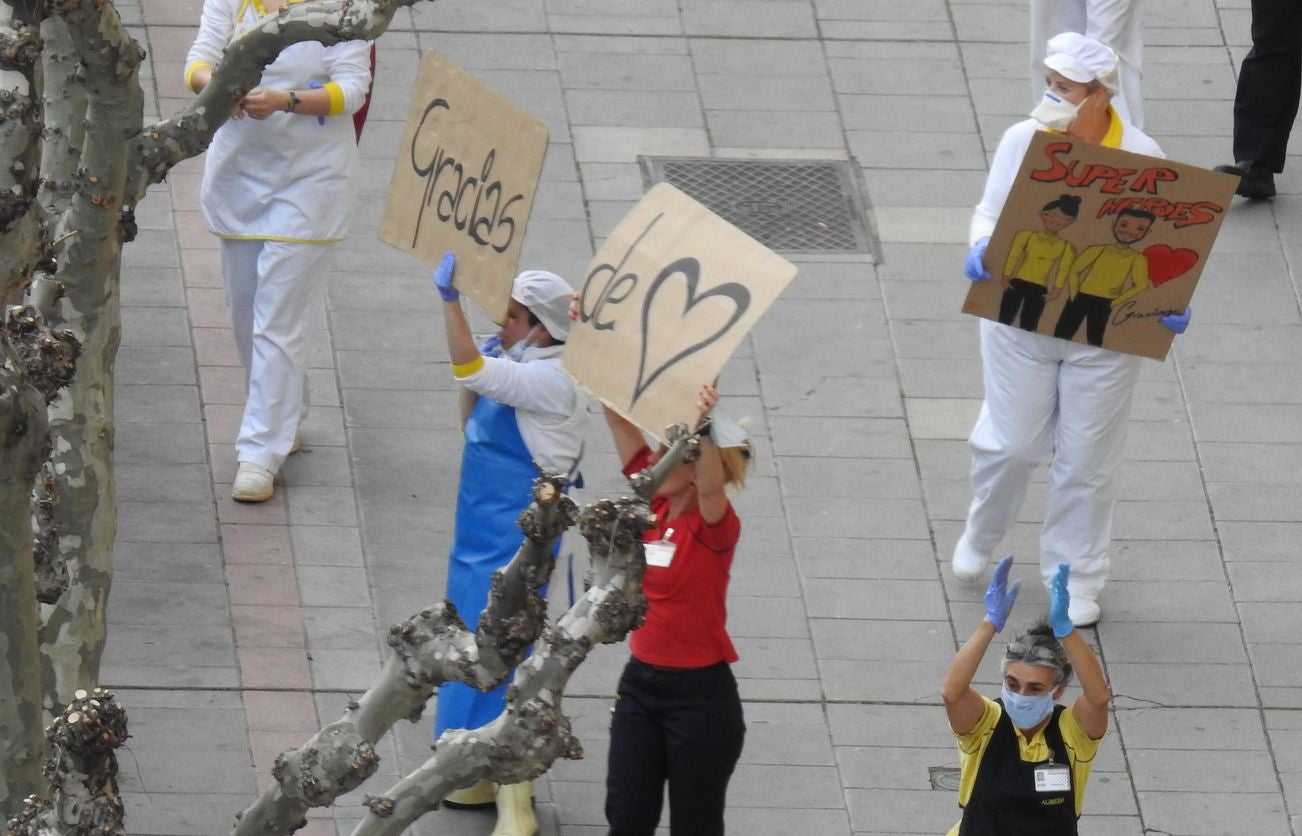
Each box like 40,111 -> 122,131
103,0 -> 1302,834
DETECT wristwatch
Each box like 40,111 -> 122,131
285,90 -> 300,112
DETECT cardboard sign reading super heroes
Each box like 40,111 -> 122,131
963,131 -> 1239,360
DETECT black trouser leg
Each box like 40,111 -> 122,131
1234,0 -> 1302,170
663,664 -> 746,836
606,662 -> 667,836
1014,281 -> 1048,331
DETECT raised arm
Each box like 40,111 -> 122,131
942,555 -> 1021,734
1050,564 -> 1111,739
603,406 -> 648,470
690,384 -> 728,525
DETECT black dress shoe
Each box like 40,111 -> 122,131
1214,160 -> 1277,200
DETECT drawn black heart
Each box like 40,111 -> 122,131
632,256 -> 751,406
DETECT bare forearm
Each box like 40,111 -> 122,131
942,620 -> 996,703
443,301 -> 479,367
1062,631 -> 1110,707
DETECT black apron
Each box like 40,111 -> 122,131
958,701 -> 1078,836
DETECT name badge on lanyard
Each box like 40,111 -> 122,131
1034,761 -> 1071,793
644,527 -> 677,568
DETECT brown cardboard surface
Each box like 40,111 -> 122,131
378,50 -> 548,322
564,184 -> 797,442
963,130 -> 1239,360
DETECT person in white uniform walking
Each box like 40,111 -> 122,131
185,0 -> 372,502
954,32 -> 1189,627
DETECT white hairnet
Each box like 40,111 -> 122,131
512,269 -> 574,341
1044,32 -> 1120,94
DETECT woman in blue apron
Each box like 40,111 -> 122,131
940,559 -> 1111,835
430,253 -> 587,836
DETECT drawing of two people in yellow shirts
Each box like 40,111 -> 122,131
999,193 -> 1154,347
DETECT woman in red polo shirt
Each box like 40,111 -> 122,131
602,383 -> 751,836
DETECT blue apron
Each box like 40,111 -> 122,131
434,395 -> 543,737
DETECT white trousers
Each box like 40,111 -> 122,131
962,320 -> 1142,599
1030,0 -> 1145,129
219,238 -> 333,473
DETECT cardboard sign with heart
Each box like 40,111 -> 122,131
962,130 -> 1240,360
565,184 -> 796,442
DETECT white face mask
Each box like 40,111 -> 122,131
1030,90 -> 1083,131
505,324 -> 541,362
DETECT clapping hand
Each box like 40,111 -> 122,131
983,555 -> 1021,632
1049,563 -> 1073,639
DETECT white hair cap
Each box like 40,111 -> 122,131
511,269 -> 575,341
1044,32 -> 1120,94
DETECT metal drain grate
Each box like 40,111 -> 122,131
639,156 -> 875,256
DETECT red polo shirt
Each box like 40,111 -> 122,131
623,447 -> 741,668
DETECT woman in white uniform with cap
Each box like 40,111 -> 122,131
1030,0 -> 1145,129
953,33 -> 1188,627
185,0 -> 372,503
430,252 -> 587,836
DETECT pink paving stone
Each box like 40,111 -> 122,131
141,0 -> 205,27
239,647 -> 312,690
226,562 -> 301,607
175,210 -> 217,249
193,327 -> 242,367
168,170 -> 203,210
198,364 -> 247,404
203,402 -> 244,442
231,604 -> 307,649
216,489 -> 291,526
243,690 -> 322,732
221,523 -> 293,564
181,247 -> 222,288
187,286 -> 232,329
210,443 -> 238,484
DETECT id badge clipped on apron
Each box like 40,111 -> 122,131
1034,759 -> 1071,793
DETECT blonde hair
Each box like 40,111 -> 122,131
718,443 -> 752,491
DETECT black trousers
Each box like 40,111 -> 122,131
1053,292 -> 1112,347
605,658 -> 746,836
998,279 -> 1049,332
1234,0 -> 1302,170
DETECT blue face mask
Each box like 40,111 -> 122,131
1001,686 -> 1056,729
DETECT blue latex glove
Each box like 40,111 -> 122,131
1049,563 -> 1073,638
965,237 -> 991,281
478,335 -> 503,358
307,81 -> 326,125
983,554 -> 1021,632
1160,306 -> 1191,335
432,251 -> 458,302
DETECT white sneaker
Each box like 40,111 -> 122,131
289,434 -> 303,454
1068,597 -> 1101,628
232,462 -> 275,503
951,534 -> 990,583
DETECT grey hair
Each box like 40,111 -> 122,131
1002,620 -> 1073,687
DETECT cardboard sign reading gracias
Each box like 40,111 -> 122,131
963,130 -> 1238,360
564,183 -> 797,442
379,51 -> 548,322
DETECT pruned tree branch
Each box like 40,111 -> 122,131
231,473 -> 579,836
4,687 -> 128,835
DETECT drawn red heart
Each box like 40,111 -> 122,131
1143,244 -> 1198,286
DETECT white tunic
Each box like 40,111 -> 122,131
458,345 -> 588,476
186,0 -> 372,242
